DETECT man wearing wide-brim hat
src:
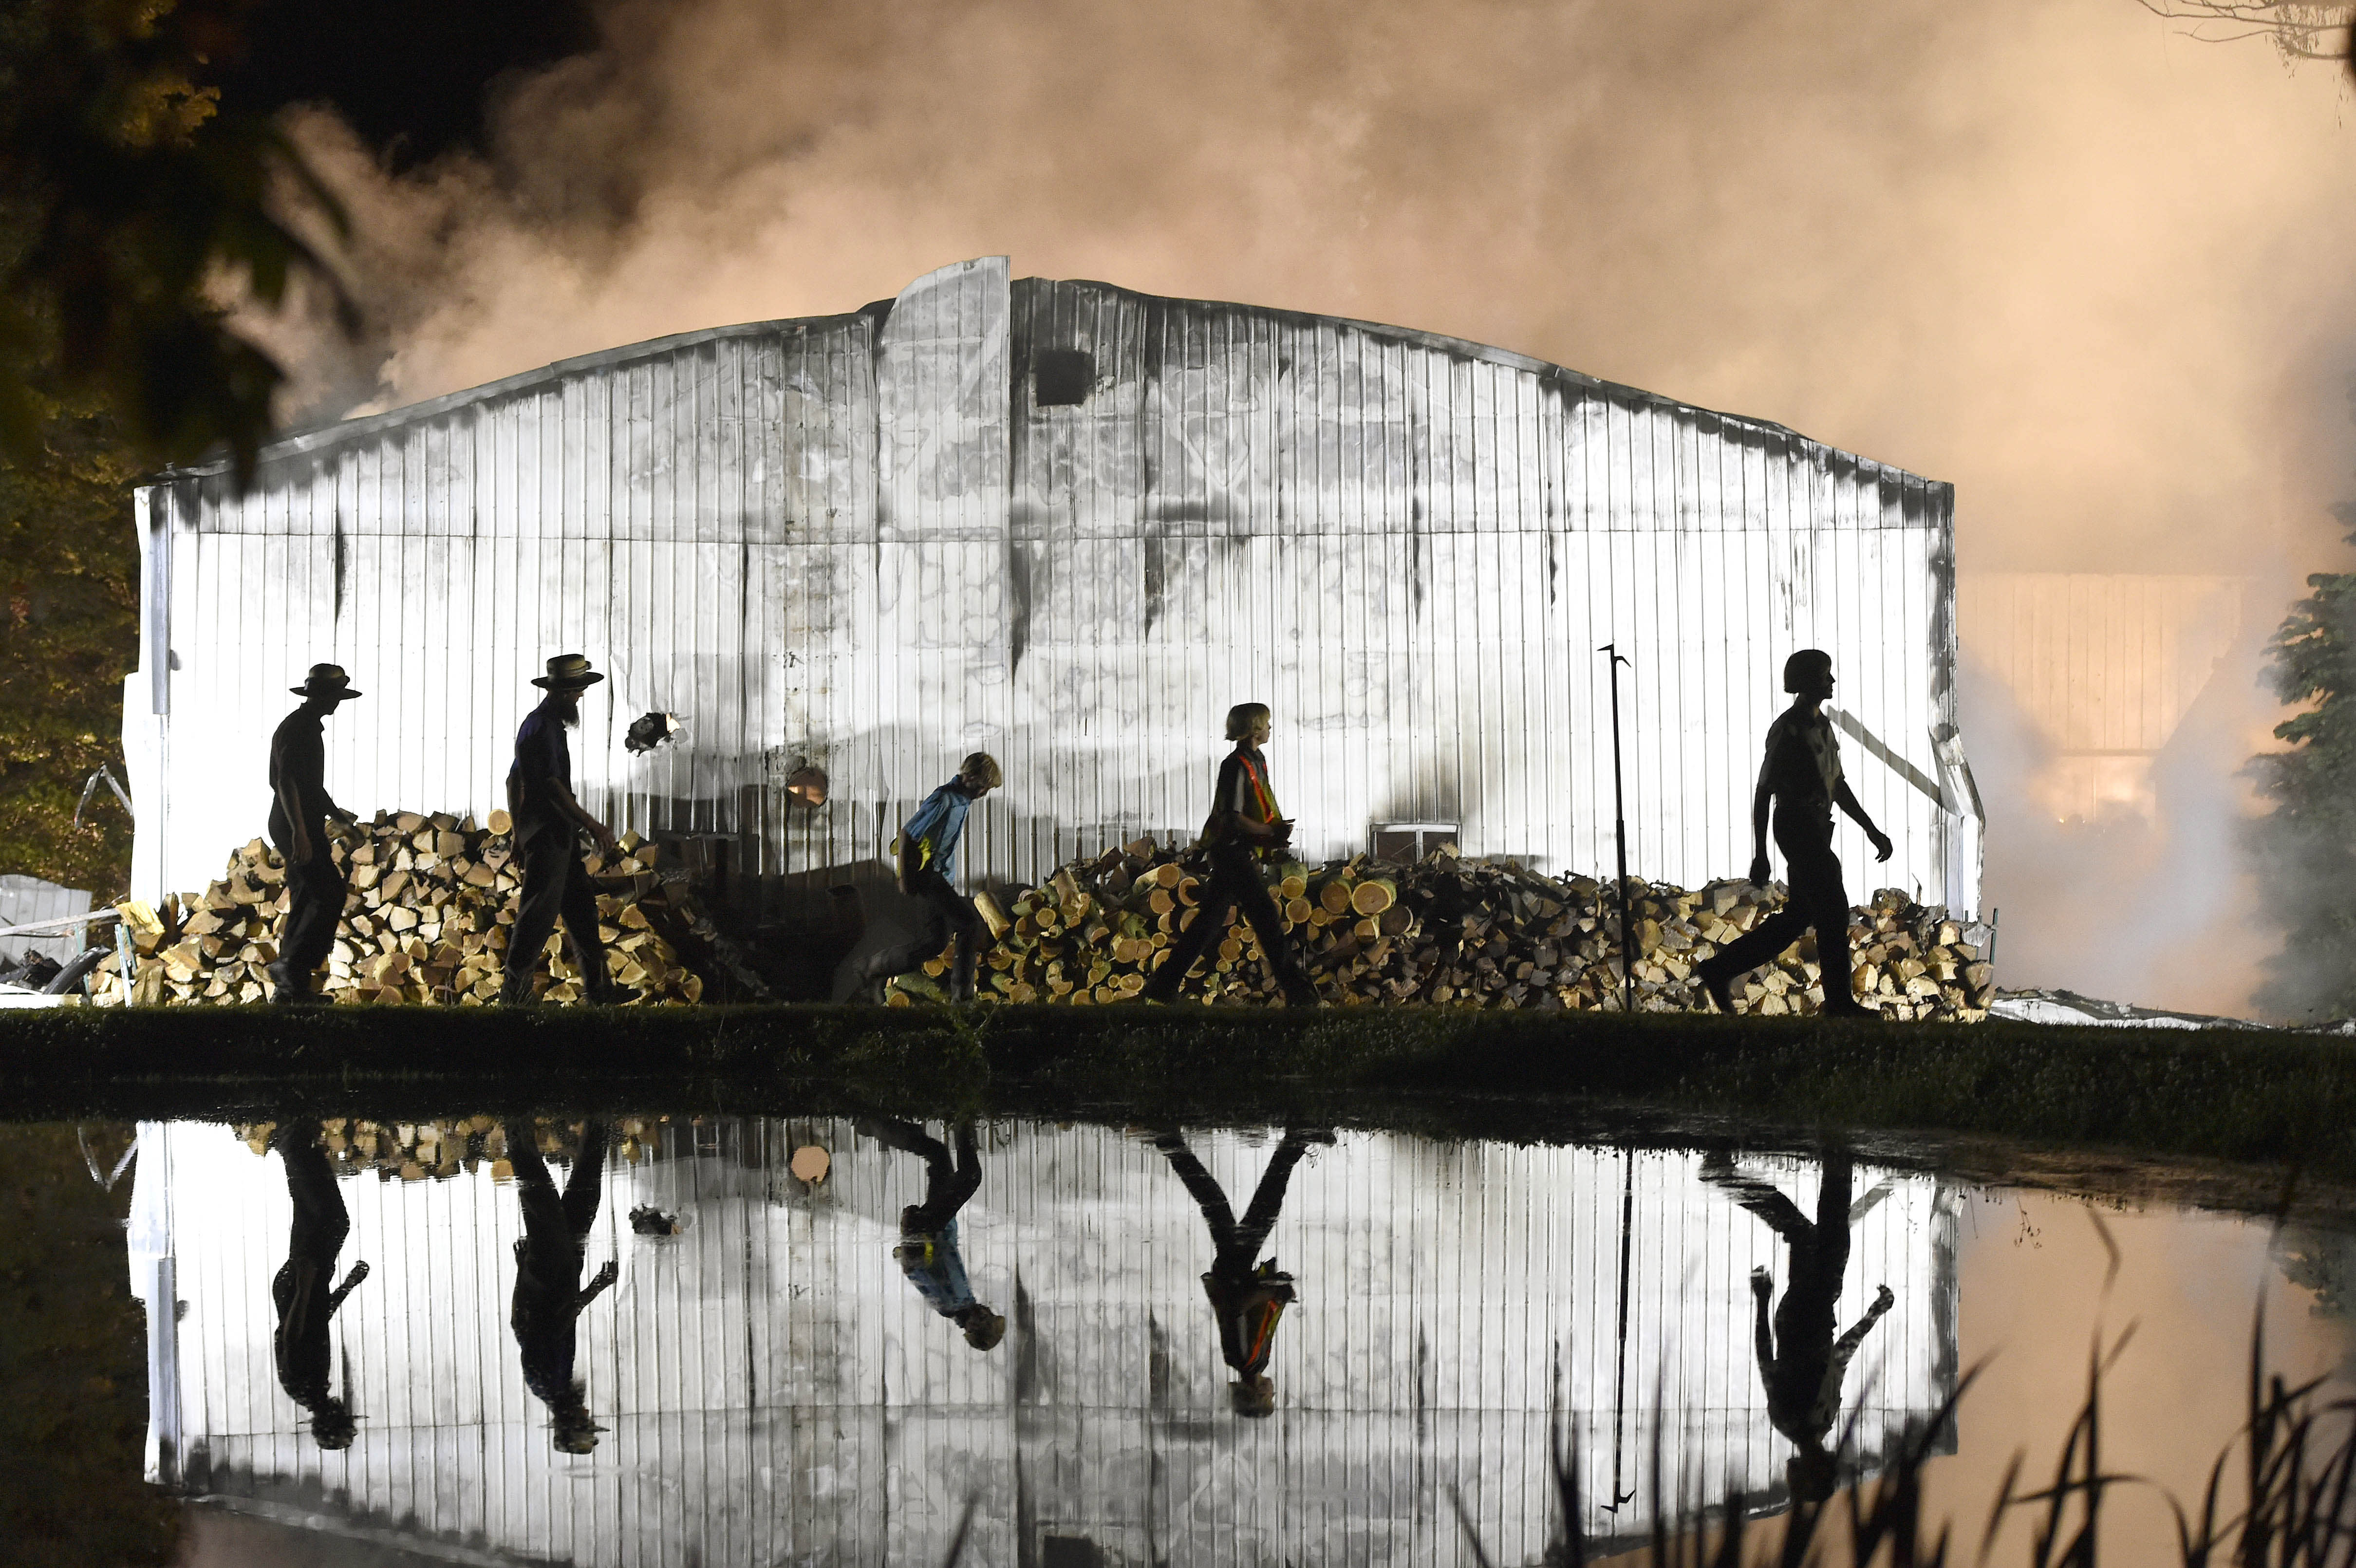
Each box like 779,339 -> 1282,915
500,654 -> 632,1006
267,665 -> 362,1004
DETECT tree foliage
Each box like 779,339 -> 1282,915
2250,378 -> 2356,1018
0,0 -> 351,483
0,386 -> 139,899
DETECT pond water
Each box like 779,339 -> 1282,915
35,1115 -> 2356,1565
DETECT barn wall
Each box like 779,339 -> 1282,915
138,1119 -> 1958,1566
129,260 -> 1970,916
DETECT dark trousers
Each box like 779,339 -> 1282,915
1141,847 -> 1312,1002
870,1118 -> 982,1230
1702,812 -> 1854,999
273,844 -> 349,984
864,868 -> 983,1000
503,826 -> 611,1002
273,1134 -> 352,1408
1156,1131 -> 1310,1276
1705,1154 -> 1856,1444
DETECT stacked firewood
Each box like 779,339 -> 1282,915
87,810 -> 711,1006
888,840 -> 1993,1021
232,1116 -> 669,1179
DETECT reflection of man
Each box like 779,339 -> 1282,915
859,1117 -> 1004,1350
268,1121 -> 369,1448
1703,1150 -> 1894,1501
266,665 -> 362,1004
506,1121 -> 620,1453
1155,1126 -> 1330,1417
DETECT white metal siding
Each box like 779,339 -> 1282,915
143,1120 -> 1958,1565
130,260 -> 1969,915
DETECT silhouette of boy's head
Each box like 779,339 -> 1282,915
1787,1444 -> 1838,1503
307,1397 -> 357,1450
955,1303 -> 1006,1351
1225,702 -> 1271,743
1782,649 -> 1834,697
1231,1374 -> 1277,1418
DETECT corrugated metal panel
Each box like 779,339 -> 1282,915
145,1120 -> 1958,1565
129,260 -> 1970,918
0,873 -> 92,961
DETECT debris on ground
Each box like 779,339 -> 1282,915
90,810 -> 715,1006
888,840 -> 1995,1020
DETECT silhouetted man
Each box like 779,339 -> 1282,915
266,665 -> 361,1004
1702,1150 -> 1895,1503
506,1120 -> 620,1454
859,1117 -> 1005,1351
267,1121 -> 369,1448
1155,1126 -> 1330,1417
500,654 -> 630,1006
1696,650 -> 1890,1019
855,752 -> 1001,1003
1140,703 -> 1319,1008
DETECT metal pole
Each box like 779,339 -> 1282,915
1599,644 -> 1636,1014
113,916 -> 137,1007
1604,1144 -> 1638,1511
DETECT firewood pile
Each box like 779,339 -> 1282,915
887,840 -> 1994,1021
233,1116 -> 669,1179
86,810 -> 713,1006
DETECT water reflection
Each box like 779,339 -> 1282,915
860,1118 -> 1005,1352
265,1122 -> 368,1450
507,1119 -> 623,1453
131,1119 -> 1958,1564
1701,1150 -> 1897,1503
1154,1124 -> 1328,1418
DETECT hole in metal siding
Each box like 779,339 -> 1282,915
1032,349 -> 1094,407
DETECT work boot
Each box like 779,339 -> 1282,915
266,964 -> 320,1006
1696,961 -> 1738,1016
585,982 -> 640,1007
1822,996 -> 1882,1021
1281,978 -> 1322,1009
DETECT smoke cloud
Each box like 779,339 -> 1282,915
256,0 -> 2356,1014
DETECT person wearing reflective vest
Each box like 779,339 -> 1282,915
1140,703 -> 1319,1008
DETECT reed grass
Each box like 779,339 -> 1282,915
1450,1319 -> 2356,1567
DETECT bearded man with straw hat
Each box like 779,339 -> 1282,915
500,654 -> 634,1007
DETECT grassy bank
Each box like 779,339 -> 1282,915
0,1004 -> 2349,1186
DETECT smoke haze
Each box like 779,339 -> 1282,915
258,0 -> 2356,1015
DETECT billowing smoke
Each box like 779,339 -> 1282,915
251,0 -> 2356,1015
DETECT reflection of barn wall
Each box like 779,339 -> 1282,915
128,258 -> 1971,915
136,1120 -> 1958,1566
1961,573 -> 2248,825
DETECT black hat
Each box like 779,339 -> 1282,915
291,663 -> 362,699
532,653 -> 606,691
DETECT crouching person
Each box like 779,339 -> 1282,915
855,752 -> 1000,1003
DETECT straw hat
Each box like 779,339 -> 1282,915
290,663 -> 362,699
532,653 -> 606,691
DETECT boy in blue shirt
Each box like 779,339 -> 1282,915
857,752 -> 1001,1003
